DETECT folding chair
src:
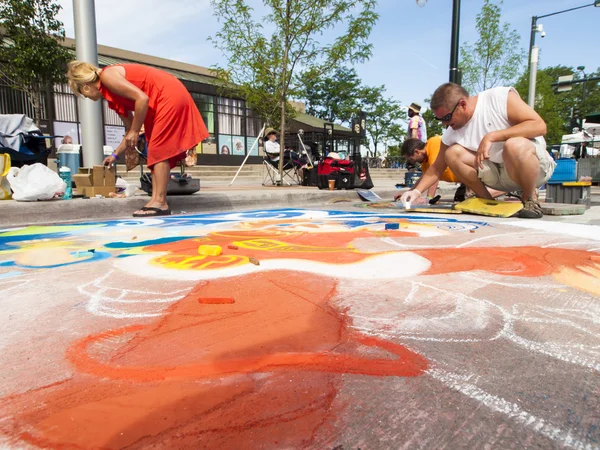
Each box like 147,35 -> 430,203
262,154 -> 301,186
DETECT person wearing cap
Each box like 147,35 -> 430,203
263,128 -> 281,162
407,102 -> 427,141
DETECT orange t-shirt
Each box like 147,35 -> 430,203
420,135 -> 458,183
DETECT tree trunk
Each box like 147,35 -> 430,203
277,0 -> 292,187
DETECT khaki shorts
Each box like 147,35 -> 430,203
477,139 -> 556,192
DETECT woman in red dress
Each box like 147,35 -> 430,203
67,61 -> 209,217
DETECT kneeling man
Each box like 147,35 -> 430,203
400,83 -> 556,218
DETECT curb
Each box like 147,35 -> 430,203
0,187 -> 419,227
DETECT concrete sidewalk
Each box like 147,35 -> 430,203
1,179 -> 598,227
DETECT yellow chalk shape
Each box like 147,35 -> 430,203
197,245 -> 222,256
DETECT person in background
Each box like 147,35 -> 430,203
67,60 -> 209,217
407,102 -> 427,141
395,136 -> 458,202
61,135 -> 73,145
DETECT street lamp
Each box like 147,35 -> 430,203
577,66 -> 587,104
527,1 -> 600,108
416,0 -> 462,84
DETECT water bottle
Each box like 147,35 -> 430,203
59,166 -> 72,200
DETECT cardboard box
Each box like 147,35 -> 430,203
73,165 -> 116,197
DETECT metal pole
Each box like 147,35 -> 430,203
527,47 -> 539,108
449,0 -> 461,84
581,73 -> 587,129
527,17 -> 537,108
73,0 -> 104,166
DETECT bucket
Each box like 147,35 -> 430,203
404,171 -> 421,187
57,144 -> 81,176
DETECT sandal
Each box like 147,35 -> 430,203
514,198 -> 543,219
133,207 -> 171,217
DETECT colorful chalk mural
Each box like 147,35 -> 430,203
0,209 -> 599,449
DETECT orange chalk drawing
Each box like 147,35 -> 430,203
2,221 -> 599,449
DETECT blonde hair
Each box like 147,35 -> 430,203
66,60 -> 101,95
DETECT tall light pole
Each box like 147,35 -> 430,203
417,0 -> 462,85
73,0 -> 104,166
527,1 -> 600,108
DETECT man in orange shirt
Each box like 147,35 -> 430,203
395,136 -> 460,202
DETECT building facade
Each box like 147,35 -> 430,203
0,37 -> 355,166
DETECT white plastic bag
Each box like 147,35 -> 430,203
6,163 -> 66,201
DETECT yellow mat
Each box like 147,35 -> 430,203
454,198 -> 523,217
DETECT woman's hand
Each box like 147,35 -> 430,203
102,154 -> 116,168
125,129 -> 140,149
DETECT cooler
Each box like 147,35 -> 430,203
56,144 -> 81,175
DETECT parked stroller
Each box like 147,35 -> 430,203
0,114 -> 52,167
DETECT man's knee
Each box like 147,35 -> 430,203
503,138 -> 536,161
445,144 -> 470,165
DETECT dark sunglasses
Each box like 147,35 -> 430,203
434,99 -> 462,122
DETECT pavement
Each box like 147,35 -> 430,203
2,178 -> 600,227
1,181 -> 600,449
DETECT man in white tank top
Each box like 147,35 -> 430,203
399,83 -> 556,218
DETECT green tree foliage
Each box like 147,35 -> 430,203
297,66 -> 362,125
357,86 -> 404,157
459,0 -> 525,94
0,0 -> 71,125
515,65 -> 600,144
422,107 -> 443,138
297,67 -> 407,155
210,0 -> 378,178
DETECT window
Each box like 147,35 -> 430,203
246,107 -> 262,138
217,97 -> 244,136
192,93 -> 215,135
53,84 -> 78,122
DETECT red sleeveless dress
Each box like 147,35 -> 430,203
99,64 -> 209,169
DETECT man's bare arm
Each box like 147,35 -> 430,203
485,90 -> 547,143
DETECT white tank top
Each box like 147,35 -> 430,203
442,87 -> 546,164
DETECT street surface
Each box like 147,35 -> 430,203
1,206 -> 599,449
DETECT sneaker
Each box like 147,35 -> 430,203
516,197 -> 543,219
453,184 -> 466,202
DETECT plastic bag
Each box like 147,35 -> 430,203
0,154 -> 11,200
6,163 -> 66,201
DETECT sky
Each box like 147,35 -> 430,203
56,0 -> 600,112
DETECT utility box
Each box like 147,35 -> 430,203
545,181 -> 591,209
73,165 -> 116,197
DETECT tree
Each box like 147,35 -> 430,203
515,65 -> 600,144
210,0 -> 378,181
297,66 -> 363,125
357,86 -> 405,157
0,0 -> 71,125
422,107 -> 443,138
459,0 -> 525,94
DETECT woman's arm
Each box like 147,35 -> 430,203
100,66 -> 149,148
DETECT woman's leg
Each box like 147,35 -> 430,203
134,160 -> 170,215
